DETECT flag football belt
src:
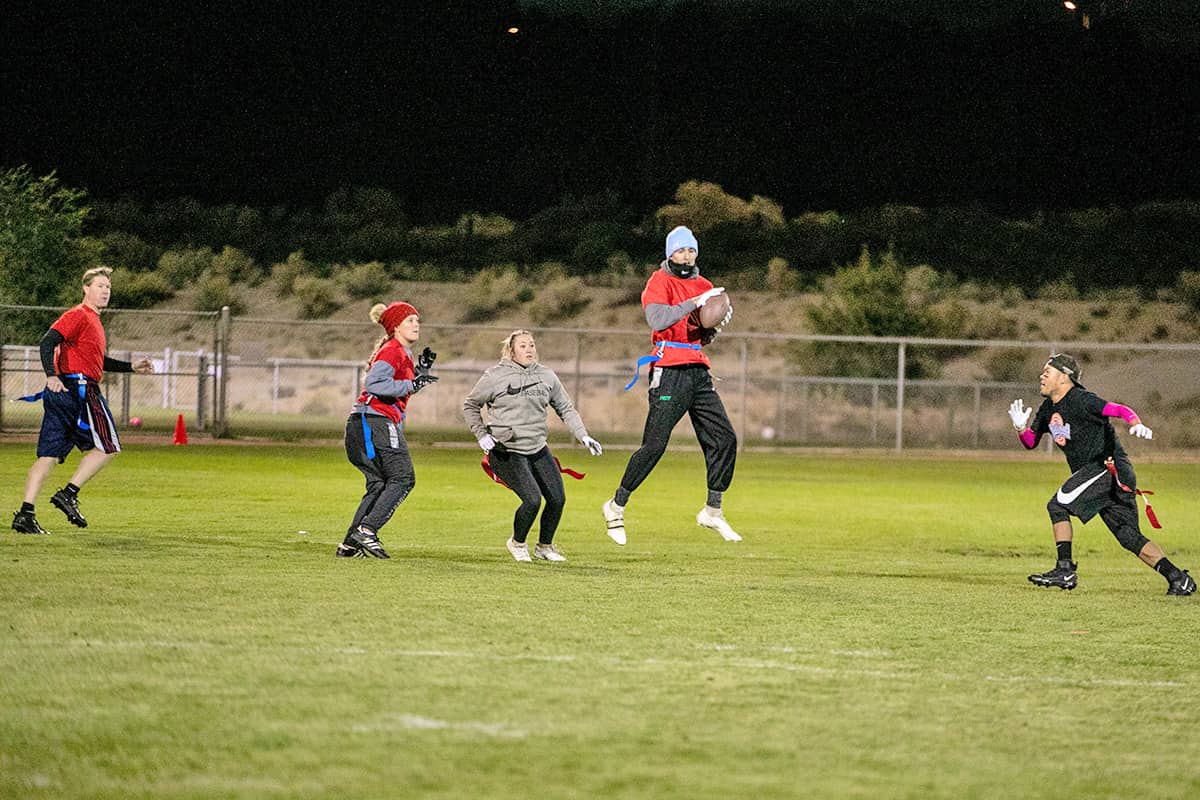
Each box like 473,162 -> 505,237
623,341 -> 701,390
1105,457 -> 1161,529
481,452 -> 586,489
360,396 -> 403,460
17,373 -> 92,431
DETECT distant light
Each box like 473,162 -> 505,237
507,26 -> 519,34
1063,1 -> 1076,9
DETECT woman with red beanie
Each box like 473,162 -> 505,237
337,301 -> 437,559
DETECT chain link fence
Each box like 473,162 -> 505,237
4,304 -> 1200,452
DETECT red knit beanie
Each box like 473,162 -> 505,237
379,302 -> 419,335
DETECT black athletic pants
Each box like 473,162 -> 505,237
487,445 -> 566,545
618,364 -> 737,496
344,414 -> 415,537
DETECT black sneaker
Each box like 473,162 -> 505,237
335,542 -> 365,558
50,489 -> 87,528
348,526 -> 390,559
1028,559 -> 1078,590
1167,570 -> 1196,596
12,510 -> 50,535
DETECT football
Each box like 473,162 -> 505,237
697,292 -> 732,329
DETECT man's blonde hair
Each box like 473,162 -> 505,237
82,266 -> 113,286
501,329 -> 534,361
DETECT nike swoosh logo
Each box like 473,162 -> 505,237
1056,470 -> 1108,506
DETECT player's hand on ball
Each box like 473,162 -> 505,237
581,435 -> 603,456
478,434 -> 497,453
693,286 -> 726,307
1008,399 -> 1031,430
1130,423 -> 1153,440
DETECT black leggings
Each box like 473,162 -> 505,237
487,445 -> 566,544
344,414 -> 415,537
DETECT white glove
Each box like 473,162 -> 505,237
1129,423 -> 1153,440
478,434 -> 497,453
693,286 -> 726,307
581,435 -> 603,456
1008,399 -> 1031,431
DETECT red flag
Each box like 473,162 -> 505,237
482,453 -> 585,489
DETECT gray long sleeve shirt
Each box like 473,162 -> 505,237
462,359 -> 589,455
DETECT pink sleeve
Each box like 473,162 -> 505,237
1018,428 -> 1037,449
1102,402 -> 1139,424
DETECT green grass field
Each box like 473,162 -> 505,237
1,442 -> 1197,799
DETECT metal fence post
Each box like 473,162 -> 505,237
215,306 -> 231,437
197,352 -> 208,431
895,341 -> 906,453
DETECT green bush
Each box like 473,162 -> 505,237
194,273 -> 243,313
1176,271 -> 1200,312
334,261 -> 391,299
529,276 -> 590,324
294,275 -> 342,319
210,245 -> 262,286
462,266 -> 524,322
159,247 -> 215,288
271,251 -> 313,298
766,256 -> 799,293
109,268 -> 175,309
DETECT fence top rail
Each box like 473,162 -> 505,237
6,305 -> 1199,351
0,304 -> 220,319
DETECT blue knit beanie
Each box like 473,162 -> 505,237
665,226 -> 699,259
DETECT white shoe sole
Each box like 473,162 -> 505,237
603,501 -> 626,546
697,512 -> 742,542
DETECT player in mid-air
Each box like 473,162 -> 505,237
11,266 -> 154,535
1009,353 -> 1194,595
337,301 -> 437,559
601,225 -> 740,545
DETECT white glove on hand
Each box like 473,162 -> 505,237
478,434 -> 497,453
1008,399 -> 1031,431
1129,423 -> 1153,440
581,435 -> 603,456
693,286 -> 726,307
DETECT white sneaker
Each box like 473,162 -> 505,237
696,507 -> 742,542
602,499 -> 626,545
506,537 -> 532,562
533,543 -> 568,562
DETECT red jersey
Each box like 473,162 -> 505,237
641,268 -> 712,368
51,304 -> 107,380
355,339 -> 414,423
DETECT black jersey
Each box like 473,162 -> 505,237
1031,386 -> 1127,473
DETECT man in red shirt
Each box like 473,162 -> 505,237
602,226 -> 740,545
11,267 -> 153,535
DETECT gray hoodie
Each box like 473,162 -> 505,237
462,359 -> 589,455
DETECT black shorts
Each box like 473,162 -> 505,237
1049,461 -> 1134,523
36,377 -> 121,461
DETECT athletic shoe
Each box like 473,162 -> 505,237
11,510 -> 50,535
348,526 -> 390,559
602,499 -> 626,545
334,542 -> 365,558
50,489 -> 87,528
696,507 -> 742,542
1167,570 -> 1196,596
506,537 -> 532,562
533,543 -> 567,562
1028,559 -> 1077,590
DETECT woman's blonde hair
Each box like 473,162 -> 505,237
82,266 -> 113,286
501,329 -> 534,361
366,303 -> 391,367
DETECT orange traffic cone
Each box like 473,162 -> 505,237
173,414 -> 188,445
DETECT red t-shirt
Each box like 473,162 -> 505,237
51,304 -> 107,381
355,339 -> 414,423
641,268 -> 712,368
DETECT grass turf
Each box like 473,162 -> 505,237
1,443 -> 1197,799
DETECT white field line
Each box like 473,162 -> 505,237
12,638 -> 1184,689
351,713 -> 526,738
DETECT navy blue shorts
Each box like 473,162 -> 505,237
36,377 -> 121,461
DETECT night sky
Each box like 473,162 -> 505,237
3,1 -> 1197,220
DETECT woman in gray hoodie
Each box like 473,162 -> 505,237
463,330 -> 603,563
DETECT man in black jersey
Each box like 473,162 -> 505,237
1008,354 -> 1194,595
